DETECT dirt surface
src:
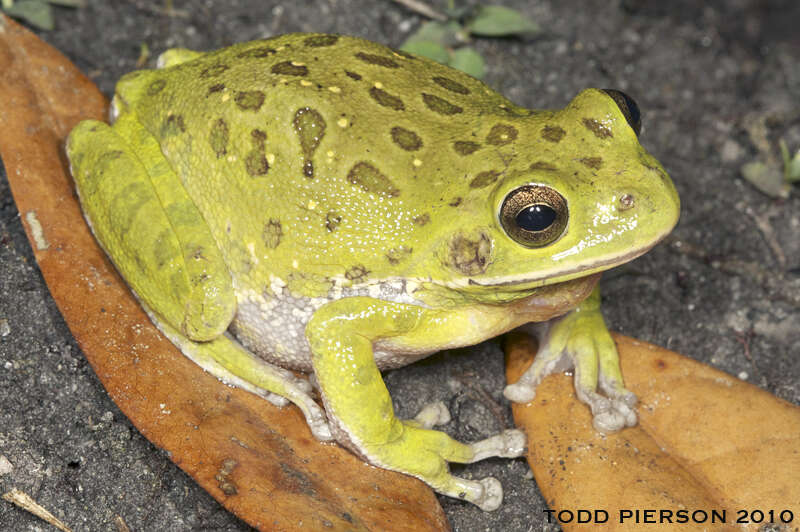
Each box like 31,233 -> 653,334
1,0 -> 799,530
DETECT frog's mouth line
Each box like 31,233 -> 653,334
464,239 -> 659,290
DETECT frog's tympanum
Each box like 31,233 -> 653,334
66,33 -> 679,510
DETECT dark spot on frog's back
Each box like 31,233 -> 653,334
530,160 -> 558,172
271,61 -> 308,76
453,141 -> 480,156
369,87 -> 405,111
413,213 -> 430,226
354,51 -> 399,68
390,48 -> 416,60
541,125 -> 566,143
345,264 -> 369,282
160,114 -> 185,137
293,107 -> 326,179
654,359 -> 667,370
448,197 -> 463,207
446,232 -> 492,275
486,124 -> 518,146
421,93 -> 463,115
432,76 -> 470,95
390,127 -> 423,151
235,90 -> 265,111
209,118 -> 229,158
200,64 -> 229,78
469,170 -> 501,189
347,162 -> 400,198
580,157 -> 603,170
344,70 -> 362,81
303,35 -> 339,47
583,118 -> 613,139
206,83 -> 225,96
245,128 -> 269,176
325,211 -> 342,232
262,219 -> 282,249
146,79 -> 166,96
386,246 -> 412,265
236,46 -> 277,59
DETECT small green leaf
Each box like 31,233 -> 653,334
449,46 -> 485,79
780,139 -> 800,183
399,40 -> 450,65
405,20 -> 464,48
786,153 -> 800,183
466,5 -> 540,37
741,160 -> 790,198
3,0 -> 54,30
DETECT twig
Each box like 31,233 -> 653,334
2,488 -> 73,532
668,237 -> 800,307
746,205 -> 787,268
391,0 -> 448,21
115,515 -> 132,532
455,373 -> 509,430
122,0 -> 189,18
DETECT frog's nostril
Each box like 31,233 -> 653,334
618,194 -> 635,211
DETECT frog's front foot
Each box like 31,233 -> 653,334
504,299 -> 638,433
364,423 -> 525,511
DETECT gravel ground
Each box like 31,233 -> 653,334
1,0 -> 799,530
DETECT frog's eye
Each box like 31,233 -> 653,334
500,185 -> 568,248
602,89 -> 641,136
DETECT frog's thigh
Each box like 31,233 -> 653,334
146,305 -> 331,442
67,117 -> 235,341
307,297 -> 525,511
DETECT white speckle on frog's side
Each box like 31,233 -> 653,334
24,211 -> 49,250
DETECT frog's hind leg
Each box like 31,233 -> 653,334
147,306 -> 332,441
67,115 -> 236,342
66,117 -> 331,441
307,298 -> 525,511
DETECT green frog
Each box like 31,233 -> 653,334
66,33 -> 679,511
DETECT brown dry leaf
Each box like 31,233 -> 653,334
506,332 -> 800,531
0,14 -> 448,532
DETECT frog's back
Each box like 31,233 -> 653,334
115,33 -> 534,294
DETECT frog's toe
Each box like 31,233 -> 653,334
592,402 -> 637,433
307,412 -> 333,441
503,381 -> 537,403
413,401 -> 451,429
263,392 -> 290,407
438,475 -> 504,511
468,429 -> 526,462
577,387 -> 636,433
474,477 -> 503,512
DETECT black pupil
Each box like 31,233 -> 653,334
515,204 -> 556,232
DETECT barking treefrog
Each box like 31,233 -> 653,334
66,33 -> 679,510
